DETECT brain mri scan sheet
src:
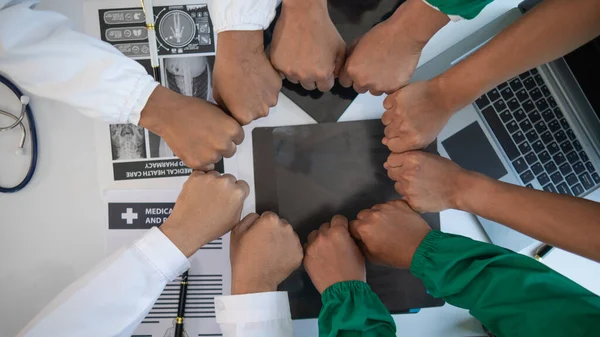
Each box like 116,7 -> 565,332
253,120 -> 444,319
264,0 -> 406,123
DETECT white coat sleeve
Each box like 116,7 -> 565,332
213,0 -> 283,33
0,0 -> 158,125
17,227 -> 190,337
215,292 -> 294,337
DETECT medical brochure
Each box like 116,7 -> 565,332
84,0 -> 228,190
104,189 -> 229,337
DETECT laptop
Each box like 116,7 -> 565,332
412,0 -> 600,251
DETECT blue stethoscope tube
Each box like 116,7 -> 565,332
0,74 -> 38,193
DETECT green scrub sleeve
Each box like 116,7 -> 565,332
411,230 -> 600,337
424,0 -> 495,19
318,280 -> 397,337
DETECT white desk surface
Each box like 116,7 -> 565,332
1,0 -> 599,336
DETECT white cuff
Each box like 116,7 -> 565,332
422,0 -> 464,22
215,292 -> 291,323
133,227 -> 190,281
213,0 -> 282,33
126,76 -> 159,125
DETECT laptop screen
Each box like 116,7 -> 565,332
563,35 -> 600,118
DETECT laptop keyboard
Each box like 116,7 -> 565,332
475,68 -> 600,197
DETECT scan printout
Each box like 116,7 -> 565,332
84,0 -> 233,190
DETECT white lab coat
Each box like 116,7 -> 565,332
211,0 -> 455,34
16,228 -> 293,337
1,1 -> 292,336
0,0 -> 157,125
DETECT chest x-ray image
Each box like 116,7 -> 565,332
156,56 -> 215,158
109,124 -> 147,160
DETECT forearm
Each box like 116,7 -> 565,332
437,0 -> 600,111
18,228 -> 189,337
319,281 -> 396,337
411,231 -> 600,337
456,172 -> 600,262
390,0 -> 450,47
0,1 -> 157,124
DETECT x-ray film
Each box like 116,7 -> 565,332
253,120 -> 444,318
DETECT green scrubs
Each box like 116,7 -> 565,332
425,0 -> 495,19
319,231 -> 600,337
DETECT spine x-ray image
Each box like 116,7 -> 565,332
110,124 -> 147,160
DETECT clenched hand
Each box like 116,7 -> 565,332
385,151 -> 476,213
304,215 -> 366,294
229,212 -> 303,295
140,85 -> 244,170
350,200 -> 431,269
339,0 -> 449,95
213,31 -> 282,125
160,171 -> 249,257
382,80 -> 454,153
270,0 -> 346,92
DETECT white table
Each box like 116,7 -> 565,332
1,0 -> 599,336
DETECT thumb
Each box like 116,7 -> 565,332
386,137 -> 417,154
212,86 -> 232,115
349,220 -> 363,241
334,44 -> 347,78
232,213 -> 260,236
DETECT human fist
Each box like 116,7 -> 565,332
213,31 -> 282,125
270,0 -> 346,92
339,0 -> 449,95
350,200 -> 431,269
140,86 -> 244,170
230,212 -> 303,295
160,171 -> 249,257
381,80 -> 453,153
385,151 -> 476,213
304,215 -> 366,294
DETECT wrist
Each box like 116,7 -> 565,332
160,219 -> 207,258
452,170 -> 495,212
231,275 -> 277,295
282,0 -> 327,11
217,30 -> 265,56
434,54 -> 496,112
389,0 -> 449,46
429,73 -> 468,121
139,85 -> 174,137
405,227 -> 432,268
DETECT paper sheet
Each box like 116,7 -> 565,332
105,189 -> 229,337
84,0 -> 226,190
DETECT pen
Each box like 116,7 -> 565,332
175,270 -> 189,337
141,0 -> 160,81
534,243 -> 554,261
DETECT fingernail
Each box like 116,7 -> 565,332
382,138 -> 388,145
383,162 -> 389,169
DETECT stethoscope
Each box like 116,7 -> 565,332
0,73 -> 38,193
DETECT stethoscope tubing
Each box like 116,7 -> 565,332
0,73 -> 38,193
